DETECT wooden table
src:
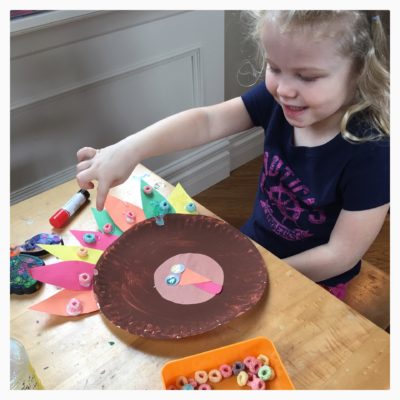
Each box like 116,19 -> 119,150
10,164 -> 390,390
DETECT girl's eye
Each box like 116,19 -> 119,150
267,65 -> 280,74
298,75 -> 319,82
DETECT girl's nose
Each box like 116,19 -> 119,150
276,79 -> 297,99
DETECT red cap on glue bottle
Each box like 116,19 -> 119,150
49,189 -> 90,228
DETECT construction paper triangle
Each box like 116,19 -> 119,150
38,245 -> 103,264
91,208 -> 123,236
70,230 -> 118,251
104,194 -> 146,231
167,183 -> 198,214
178,268 -> 211,286
140,179 -> 176,219
29,289 -> 99,316
29,261 -> 95,291
194,281 -> 223,294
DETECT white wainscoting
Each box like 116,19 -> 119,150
11,10 -> 263,205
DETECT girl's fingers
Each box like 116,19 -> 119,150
76,168 -> 96,190
76,147 -> 97,162
96,181 -> 111,211
76,159 -> 93,174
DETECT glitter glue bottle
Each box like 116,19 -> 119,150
10,337 -> 43,389
49,189 -> 90,228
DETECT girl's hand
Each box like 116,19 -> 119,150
76,141 -> 137,210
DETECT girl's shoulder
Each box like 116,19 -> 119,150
241,81 -> 279,128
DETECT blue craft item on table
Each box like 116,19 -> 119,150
10,254 -> 44,295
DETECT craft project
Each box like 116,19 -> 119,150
70,230 -> 119,251
104,194 -> 146,231
91,208 -> 123,236
93,214 -> 268,339
38,245 -> 103,264
140,179 -> 176,219
167,183 -> 198,214
29,289 -> 99,316
29,261 -> 95,291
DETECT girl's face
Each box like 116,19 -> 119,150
262,21 -> 357,133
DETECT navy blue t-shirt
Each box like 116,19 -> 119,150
240,82 -> 390,286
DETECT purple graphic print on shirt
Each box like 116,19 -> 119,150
260,151 -> 326,241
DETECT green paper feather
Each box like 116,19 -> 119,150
140,179 -> 175,218
91,208 -> 123,236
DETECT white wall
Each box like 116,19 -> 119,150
11,10 -> 263,204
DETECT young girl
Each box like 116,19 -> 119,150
76,11 -> 390,299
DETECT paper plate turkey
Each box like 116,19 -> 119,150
93,214 -> 268,339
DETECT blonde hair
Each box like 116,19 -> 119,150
241,10 -> 390,143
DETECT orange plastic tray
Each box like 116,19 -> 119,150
161,336 -> 295,390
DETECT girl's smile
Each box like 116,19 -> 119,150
281,104 -> 309,120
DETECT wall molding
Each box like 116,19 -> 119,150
11,46 -> 203,112
229,127 -> 264,170
11,11 -> 187,58
11,140 -> 229,204
11,129 -> 263,204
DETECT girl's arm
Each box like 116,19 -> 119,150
76,97 -> 254,210
283,203 -> 389,282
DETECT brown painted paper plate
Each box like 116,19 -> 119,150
93,214 -> 267,339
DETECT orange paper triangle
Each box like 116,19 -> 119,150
29,289 -> 99,316
105,194 -> 145,231
178,268 -> 211,286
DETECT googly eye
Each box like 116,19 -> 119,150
170,263 -> 185,274
165,274 -> 180,286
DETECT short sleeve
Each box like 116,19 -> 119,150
340,140 -> 390,211
241,81 -> 276,128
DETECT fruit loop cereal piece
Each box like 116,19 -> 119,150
66,298 -> 83,316
208,369 -> 222,383
246,373 -> 257,386
247,376 -> 266,390
78,272 -> 92,288
236,370 -> 249,387
194,370 -> 208,384
243,356 -> 257,369
159,200 -> 170,213
182,384 -> 194,390
198,383 -> 212,390
258,365 -> 275,381
231,361 -> 245,376
125,211 -> 136,224
175,375 -> 188,389
188,378 -> 198,389
103,223 -> 113,234
219,364 -> 233,378
185,202 -> 197,213
257,354 -> 270,366
83,233 -> 96,244
248,358 -> 262,374
77,247 -> 88,258
143,185 -> 153,195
